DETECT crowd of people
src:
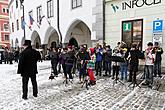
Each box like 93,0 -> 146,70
14,39 -> 163,100
47,41 -> 163,88
0,47 -> 20,64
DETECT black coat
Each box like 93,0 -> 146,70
17,46 -> 41,77
105,49 -> 112,62
129,49 -> 140,65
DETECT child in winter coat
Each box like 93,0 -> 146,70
86,48 -> 96,85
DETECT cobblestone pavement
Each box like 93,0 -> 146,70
0,61 -> 165,110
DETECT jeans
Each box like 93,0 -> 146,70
154,62 -> 161,76
112,65 -> 120,79
51,60 -> 58,76
105,61 -> 111,76
96,61 -> 102,76
65,65 -> 73,79
120,65 -> 128,80
144,65 -> 153,85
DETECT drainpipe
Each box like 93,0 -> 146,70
57,0 -> 62,46
103,0 -> 105,45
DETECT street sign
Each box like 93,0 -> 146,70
152,33 -> 163,46
123,22 -> 131,31
153,20 -> 163,33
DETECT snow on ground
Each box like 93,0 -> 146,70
0,61 -> 165,110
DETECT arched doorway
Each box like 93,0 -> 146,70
44,27 -> 59,49
31,31 -> 41,49
68,38 -> 78,47
65,20 -> 92,47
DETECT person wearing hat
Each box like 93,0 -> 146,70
17,40 -> 41,100
153,42 -> 163,77
86,47 -> 96,85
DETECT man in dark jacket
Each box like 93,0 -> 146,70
153,42 -> 163,77
104,45 -> 112,77
49,47 -> 59,77
17,40 -> 41,100
128,44 -> 140,82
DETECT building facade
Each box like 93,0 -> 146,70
0,0 -> 10,48
105,0 -> 165,66
9,0 -> 104,49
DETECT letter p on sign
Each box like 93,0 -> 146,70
153,20 -> 163,33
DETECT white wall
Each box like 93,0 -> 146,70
9,0 -> 24,47
9,0 -> 98,48
105,0 -> 165,66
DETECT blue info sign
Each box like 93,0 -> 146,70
153,20 -> 163,33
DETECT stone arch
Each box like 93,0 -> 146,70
64,19 -> 92,47
43,26 -> 59,48
31,30 -> 41,49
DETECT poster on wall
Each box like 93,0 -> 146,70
153,33 -> 163,46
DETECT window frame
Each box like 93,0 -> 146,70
16,0 -> 18,9
72,0 -> 82,9
16,19 -> 19,30
4,35 -> 9,41
122,19 -> 143,50
37,6 -> 42,22
47,0 -> 54,18
12,22 -> 14,32
3,23 -> 9,31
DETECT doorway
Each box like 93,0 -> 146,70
122,19 -> 143,50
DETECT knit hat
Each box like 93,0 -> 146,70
67,45 -> 72,49
90,48 -> 95,53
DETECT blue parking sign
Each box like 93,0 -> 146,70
153,20 -> 163,33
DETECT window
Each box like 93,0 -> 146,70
72,0 -> 82,9
16,0 -> 18,8
7,9 -> 9,13
2,8 -> 9,13
37,6 -> 42,22
21,16 -> 24,30
4,35 -> 9,41
122,19 -> 143,50
4,24 -> 9,31
47,0 -> 54,18
3,8 -> 5,13
16,19 -> 19,30
12,23 -> 14,32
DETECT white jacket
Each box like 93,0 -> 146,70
145,49 -> 155,65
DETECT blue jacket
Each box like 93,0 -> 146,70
96,49 -> 103,62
